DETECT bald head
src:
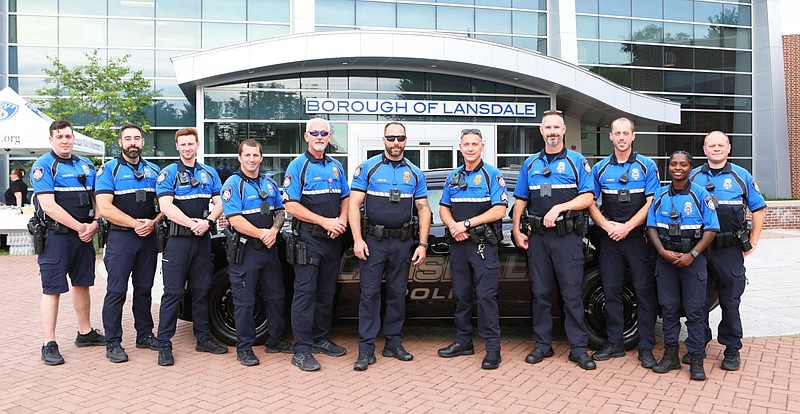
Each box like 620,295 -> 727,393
704,130 -> 730,146
703,130 -> 731,167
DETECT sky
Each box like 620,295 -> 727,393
780,0 -> 800,35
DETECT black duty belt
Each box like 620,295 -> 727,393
168,221 -> 195,237
659,237 -> 700,253
109,224 -> 132,231
364,224 -> 413,241
296,220 -> 332,239
45,220 -> 75,235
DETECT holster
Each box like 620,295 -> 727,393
97,218 -> 110,249
223,226 -> 245,264
156,219 -> 170,253
168,221 -> 194,237
284,231 -> 298,265
28,216 -> 47,254
519,211 -> 532,236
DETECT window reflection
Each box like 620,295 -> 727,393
248,0 -> 291,22
109,0 -> 155,17
10,16 -> 58,44
156,21 -> 201,49
599,0 -> 630,17
156,0 -> 201,19
317,0 -> 355,26
599,17 -> 630,41
356,1 -> 396,27
108,19 -> 155,48
109,48 -> 155,77
9,46 -> 57,74
664,0 -> 694,22
59,17 -> 107,47
202,23 -> 247,49
155,100 -> 196,128
436,6 -> 474,32
477,9 -> 511,34
397,4 -> 436,29
632,0 -> 662,19
203,0 -> 246,20
60,0 -> 106,15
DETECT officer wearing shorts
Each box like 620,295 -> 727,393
437,128 -> 507,370
32,120 -> 105,366
587,117 -> 659,368
95,124 -> 161,363
511,110 -> 597,370
155,127 -> 228,366
221,139 -> 289,366
349,121 -> 431,371
689,130 -> 766,371
283,117 -> 350,372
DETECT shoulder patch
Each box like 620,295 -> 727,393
96,165 -> 105,177
704,195 -> 716,211
582,159 -> 591,173
157,170 -> 168,184
221,186 -> 232,202
32,166 -> 44,181
353,164 -> 363,179
497,173 -> 506,188
283,174 -> 292,188
751,179 -> 761,194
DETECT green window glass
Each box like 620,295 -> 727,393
632,20 -> 663,42
155,100 -> 196,128
577,41 -> 599,64
576,15 -> 598,38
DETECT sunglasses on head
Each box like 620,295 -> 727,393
307,130 -> 330,137
385,135 -> 407,142
461,128 -> 482,137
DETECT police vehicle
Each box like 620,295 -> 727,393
182,168 -> 717,350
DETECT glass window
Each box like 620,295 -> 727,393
632,20 -> 663,42
108,48 -> 155,77
723,97 -> 752,111
378,71 -> 425,92
155,79 -> 183,98
694,1 -> 722,24
631,44 -> 662,67
694,47 -> 723,70
663,46 -> 693,69
722,27 -> 750,49
60,0 -> 106,15
729,136 -> 752,157
203,0 -> 246,20
664,22 -> 693,44
497,125 -> 542,154
248,0 -> 291,22
397,4 -> 436,29
631,69 -> 664,91
476,0 -> 511,6
724,73 -> 751,95
251,77 -> 301,89
58,48 -> 107,68
348,71 -> 377,91
153,130 -> 179,157
108,19 -> 154,48
317,0 -> 356,26
12,0 -> 57,13
156,21 -> 201,49
598,42 -> 630,65
632,0 -> 662,19
664,0 -> 694,22
475,34 -> 512,46
109,0 -> 155,17
155,50 -> 185,77
695,25 -> 721,47
575,0 -> 598,14
436,6 -> 474,32
694,72 -> 723,94
9,46 -> 57,75
723,50 -> 751,72
664,70 -> 693,92
247,24 -> 290,41
155,100 -> 195,127
597,67 -> 631,87
249,91 -> 302,119
437,0 -> 474,4
11,77 -> 45,95
356,1 -> 396,27
724,4 -> 750,26
59,17 -> 107,47
477,9 -> 511,34
599,0 -> 631,17
577,41 -> 598,64
203,23 -> 247,49
156,0 -> 201,19
427,73 -> 470,93
598,17 -> 630,41
512,36 -> 546,54
10,16 -> 58,45
301,74 -> 328,90
205,90 -> 249,119
513,11 -> 546,36
512,0 -> 546,11
576,16 -> 598,38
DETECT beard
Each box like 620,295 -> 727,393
123,146 -> 141,159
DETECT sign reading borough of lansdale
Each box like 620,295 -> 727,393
306,98 -> 536,117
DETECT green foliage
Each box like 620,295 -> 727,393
35,50 -> 159,151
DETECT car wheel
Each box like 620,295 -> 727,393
208,267 -> 270,346
582,266 -> 641,351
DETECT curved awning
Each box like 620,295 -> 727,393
172,30 -> 680,126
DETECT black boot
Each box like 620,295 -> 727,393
689,352 -> 707,381
652,346 -> 681,373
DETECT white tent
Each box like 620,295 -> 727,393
0,87 -> 105,156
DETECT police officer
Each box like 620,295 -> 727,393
437,128 -> 507,370
221,139 -> 289,366
283,118 -> 350,372
32,120 -> 105,366
155,127 -> 228,366
349,121 -> 431,372
95,124 -> 161,363
587,118 -> 659,368
511,110 -> 597,370
647,150 -> 719,381
689,131 -> 766,371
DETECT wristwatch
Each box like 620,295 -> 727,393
463,219 -> 471,228
419,242 -> 429,248
690,249 -> 699,258
206,218 -> 215,227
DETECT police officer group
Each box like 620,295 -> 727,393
32,116 -> 764,381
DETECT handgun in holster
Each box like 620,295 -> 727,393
28,216 -> 47,254
555,215 -> 567,236
156,218 -> 170,253
296,241 -> 308,265
285,230 -> 298,265
519,211 -> 532,236
222,226 -> 245,264
97,218 -> 110,249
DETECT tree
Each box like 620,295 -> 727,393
35,50 -> 159,150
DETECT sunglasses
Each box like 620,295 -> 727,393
307,130 -> 330,137
461,128 -> 482,137
385,135 -> 407,142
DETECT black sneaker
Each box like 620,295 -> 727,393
74,328 -> 106,347
158,343 -> 174,366
265,340 -> 293,354
196,337 -> 229,354
106,345 -> 129,363
237,348 -> 260,366
311,338 -> 346,357
721,348 -> 741,371
292,352 -> 321,371
135,333 -> 159,351
41,341 -> 65,366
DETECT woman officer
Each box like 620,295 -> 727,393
646,151 -> 719,381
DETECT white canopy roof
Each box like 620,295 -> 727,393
0,87 -> 105,156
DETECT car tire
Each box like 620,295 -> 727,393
208,266 -> 270,346
581,266 -> 641,351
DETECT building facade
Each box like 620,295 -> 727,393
1,0 -> 792,197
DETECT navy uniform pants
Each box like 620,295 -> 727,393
157,234 -> 212,345
357,235 -> 414,353
449,240 -> 501,351
291,230 -> 341,353
527,231 -> 588,358
598,232 -> 657,350
655,254 -> 707,354
704,246 -> 746,350
102,230 -> 157,347
229,243 -> 285,350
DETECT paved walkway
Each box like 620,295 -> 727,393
0,230 -> 798,413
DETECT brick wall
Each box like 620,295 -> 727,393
763,201 -> 800,229
783,34 -> 800,198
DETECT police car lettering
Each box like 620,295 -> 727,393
33,166 -> 44,181
157,170 -> 168,184
704,195 -> 716,211
221,187 -> 232,202
683,201 -> 693,216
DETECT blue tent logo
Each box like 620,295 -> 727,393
0,101 -> 20,121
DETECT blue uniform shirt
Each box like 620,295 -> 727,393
440,160 -> 507,222
513,147 -> 594,217
31,151 -> 96,223
647,182 -> 720,239
351,153 -> 427,229
155,161 -> 221,218
221,170 -> 284,229
283,151 -> 350,219
592,151 -> 660,223
689,162 -> 766,233
94,155 -> 160,220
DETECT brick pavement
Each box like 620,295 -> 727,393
0,254 -> 797,413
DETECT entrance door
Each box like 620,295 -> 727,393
365,146 -> 456,170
